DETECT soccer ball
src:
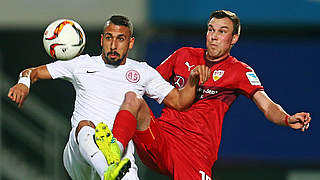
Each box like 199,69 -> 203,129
43,19 -> 86,60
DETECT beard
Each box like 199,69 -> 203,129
102,49 -> 125,66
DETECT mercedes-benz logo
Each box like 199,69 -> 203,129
174,75 -> 185,89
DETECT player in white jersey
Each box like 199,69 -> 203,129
8,15 -> 211,180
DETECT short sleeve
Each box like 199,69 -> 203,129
235,65 -> 264,99
46,55 -> 86,81
156,48 -> 181,81
145,64 -> 174,104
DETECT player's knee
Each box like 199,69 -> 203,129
75,120 -> 95,140
136,101 -> 151,131
76,125 -> 98,163
123,91 -> 142,110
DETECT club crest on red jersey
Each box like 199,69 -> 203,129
212,70 -> 224,81
126,70 -> 140,83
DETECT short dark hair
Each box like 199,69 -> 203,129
208,10 -> 241,35
103,15 -> 133,36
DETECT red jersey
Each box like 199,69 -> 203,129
156,47 -> 264,169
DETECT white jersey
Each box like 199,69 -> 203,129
47,54 -> 173,128
46,54 -> 174,180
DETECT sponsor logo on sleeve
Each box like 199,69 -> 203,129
246,71 -> 261,85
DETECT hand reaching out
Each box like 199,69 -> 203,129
287,112 -> 311,132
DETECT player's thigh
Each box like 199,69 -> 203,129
63,128 -> 99,180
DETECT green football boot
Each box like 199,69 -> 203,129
95,122 -> 121,165
104,158 -> 131,180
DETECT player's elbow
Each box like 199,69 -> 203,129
163,98 -> 188,111
174,104 -> 187,111
164,89 -> 192,111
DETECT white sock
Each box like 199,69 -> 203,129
77,126 -> 108,179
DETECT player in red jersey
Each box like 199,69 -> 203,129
106,10 -> 312,179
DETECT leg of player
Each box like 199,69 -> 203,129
94,122 -> 131,180
76,120 -> 108,178
112,91 -> 151,153
76,120 -> 130,180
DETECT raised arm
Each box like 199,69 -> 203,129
8,65 -> 52,108
162,65 -> 210,111
252,90 -> 311,131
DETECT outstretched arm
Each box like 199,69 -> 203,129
8,65 -> 52,108
163,65 -> 211,111
252,91 -> 311,131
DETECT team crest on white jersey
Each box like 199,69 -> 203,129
126,70 -> 140,83
212,70 -> 224,81
246,71 -> 261,85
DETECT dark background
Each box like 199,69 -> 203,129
1,0 -> 320,179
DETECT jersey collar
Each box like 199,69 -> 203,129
204,53 -> 231,68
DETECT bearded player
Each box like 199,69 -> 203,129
8,15 -> 211,180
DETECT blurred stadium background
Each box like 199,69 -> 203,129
1,0 -> 319,179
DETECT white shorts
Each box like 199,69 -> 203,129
63,127 -> 139,180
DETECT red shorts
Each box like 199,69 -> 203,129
133,112 -> 212,180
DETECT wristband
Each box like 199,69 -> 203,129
285,115 -> 290,126
18,76 -> 31,88
18,70 -> 31,88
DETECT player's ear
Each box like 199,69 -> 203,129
129,37 -> 135,49
231,34 -> 239,45
100,34 -> 104,47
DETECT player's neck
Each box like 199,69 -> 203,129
101,54 -> 127,66
205,52 -> 230,62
